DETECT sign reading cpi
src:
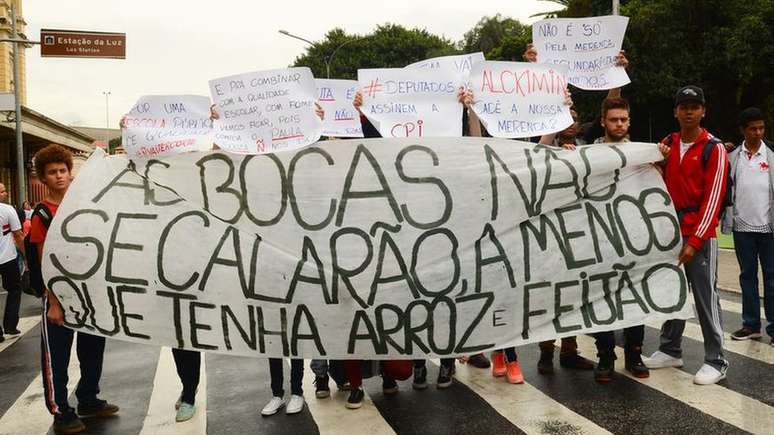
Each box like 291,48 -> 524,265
40,29 -> 126,59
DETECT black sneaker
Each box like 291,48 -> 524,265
53,411 -> 86,434
560,353 -> 595,370
382,376 -> 398,395
315,375 -> 331,398
436,365 -> 454,389
412,366 -> 428,390
537,350 -> 554,375
731,327 -> 762,340
76,399 -> 119,418
594,358 -> 615,383
624,349 -> 650,379
0,335 -> 4,343
467,353 -> 491,368
4,329 -> 21,335
345,388 -> 364,409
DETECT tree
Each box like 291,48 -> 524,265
291,25 -> 457,79
460,14 -> 532,60
622,0 -> 774,142
108,137 -> 121,155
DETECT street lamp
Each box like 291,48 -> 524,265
102,91 -> 111,151
278,29 -> 357,79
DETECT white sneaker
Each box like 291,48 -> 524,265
642,351 -> 684,369
261,396 -> 285,416
286,394 -> 305,414
693,364 -> 726,385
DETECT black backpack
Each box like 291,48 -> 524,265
22,203 -> 53,298
664,133 -> 734,214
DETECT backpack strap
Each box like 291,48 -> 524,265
701,136 -> 724,166
31,202 -> 53,230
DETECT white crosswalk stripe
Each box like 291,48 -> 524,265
300,360 -> 396,435
575,335 -> 774,434
431,359 -> 612,435
0,316 -> 40,354
0,335 -> 79,435
139,347 -> 207,435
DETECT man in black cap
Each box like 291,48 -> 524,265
643,85 -> 730,385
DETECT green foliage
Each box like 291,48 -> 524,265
290,25 -> 457,79
108,136 -> 121,155
461,14 -> 532,60
289,1 -> 773,142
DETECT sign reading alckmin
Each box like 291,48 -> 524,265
42,138 -> 691,359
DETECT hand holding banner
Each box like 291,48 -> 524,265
470,61 -> 573,138
209,67 -> 322,154
122,95 -> 213,158
533,15 -> 630,90
358,68 -> 462,138
316,79 -> 363,138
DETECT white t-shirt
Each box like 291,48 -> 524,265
0,203 -> 21,264
734,142 -> 771,232
679,141 -> 692,161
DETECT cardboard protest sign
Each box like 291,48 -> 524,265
315,79 -> 363,138
470,61 -> 573,138
121,95 -> 213,158
209,67 -> 322,154
358,68 -> 462,138
406,52 -> 485,88
533,15 -> 630,91
43,139 -> 692,359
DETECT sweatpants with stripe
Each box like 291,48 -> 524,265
40,296 -> 106,415
658,238 -> 729,371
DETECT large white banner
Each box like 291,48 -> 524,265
43,138 -> 691,359
406,52 -> 485,88
122,95 -> 213,158
358,68 -> 462,138
533,15 -> 630,90
315,79 -> 363,138
209,67 -> 322,154
470,61 -> 573,138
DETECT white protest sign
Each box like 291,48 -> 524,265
406,52 -> 485,88
533,15 -> 630,90
358,68 -> 462,138
470,61 -> 573,138
121,95 -> 213,158
209,67 -> 322,154
315,79 -> 363,138
44,139 -> 692,359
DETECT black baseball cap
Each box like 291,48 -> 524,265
675,85 -> 705,107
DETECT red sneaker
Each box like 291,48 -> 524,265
506,361 -> 524,384
492,352 -> 506,377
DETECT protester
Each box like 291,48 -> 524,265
644,85 -> 730,385
721,107 -> 774,346
0,182 -> 24,343
34,144 -> 119,433
586,97 -> 649,382
171,350 -> 200,421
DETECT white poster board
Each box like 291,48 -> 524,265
209,67 -> 322,154
43,138 -> 692,359
406,52 -> 485,88
470,61 -> 573,138
533,15 -> 630,90
316,79 -> 363,138
122,95 -> 213,158
357,68 -> 462,138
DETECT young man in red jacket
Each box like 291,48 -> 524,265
644,85 -> 730,385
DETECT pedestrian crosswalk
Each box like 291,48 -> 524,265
0,295 -> 771,435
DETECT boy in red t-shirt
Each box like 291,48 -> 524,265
32,145 -> 119,433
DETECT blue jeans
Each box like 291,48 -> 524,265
733,231 -> 774,334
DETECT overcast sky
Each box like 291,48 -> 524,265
24,0 -> 555,129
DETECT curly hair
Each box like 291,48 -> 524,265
34,144 -> 73,180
